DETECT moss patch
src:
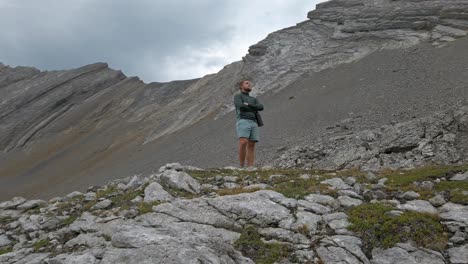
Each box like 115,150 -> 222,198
348,203 -> 448,253
0,247 -> 12,255
234,225 -> 291,264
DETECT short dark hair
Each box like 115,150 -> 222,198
237,79 -> 249,89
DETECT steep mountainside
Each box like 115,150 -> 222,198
1,0 -> 468,200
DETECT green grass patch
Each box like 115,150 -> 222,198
96,186 -> 118,199
108,187 -> 145,210
435,181 -> 468,204
381,164 -> 468,188
0,247 -> 12,255
272,179 -> 336,199
137,201 -> 162,215
55,194 -> 86,214
336,167 -> 368,179
82,200 -> 97,211
62,215 -> 78,226
234,225 -> 291,264
449,190 -> 468,204
379,164 -> 468,201
32,239 -> 51,252
217,187 -> 262,196
348,203 -> 448,253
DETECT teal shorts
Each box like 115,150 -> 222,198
236,118 -> 259,142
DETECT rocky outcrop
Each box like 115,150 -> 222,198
275,106 -> 468,171
238,0 -> 468,98
1,0 -> 468,200
1,162 -> 467,263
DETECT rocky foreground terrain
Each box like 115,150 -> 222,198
2,0 -> 468,200
1,162 -> 467,263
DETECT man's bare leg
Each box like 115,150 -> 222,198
246,140 -> 256,167
238,137 -> 248,167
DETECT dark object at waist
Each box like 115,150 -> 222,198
239,115 -> 257,121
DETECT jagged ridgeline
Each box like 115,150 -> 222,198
1,0 -> 468,262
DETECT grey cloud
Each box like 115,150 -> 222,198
0,0 -> 322,82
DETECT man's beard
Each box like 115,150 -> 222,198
244,87 -> 252,92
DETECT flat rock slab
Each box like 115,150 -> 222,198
397,200 -> 438,215
321,178 -> 353,190
304,194 -> 336,206
438,203 -> 468,226
371,243 -> 445,264
447,244 -> 468,264
450,172 -> 468,181
207,190 -> 293,227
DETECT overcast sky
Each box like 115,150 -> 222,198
0,0 -> 324,82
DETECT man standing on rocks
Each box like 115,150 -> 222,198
233,79 -> 264,168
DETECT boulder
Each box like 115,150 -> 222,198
144,182 -> 173,202
160,170 -> 201,193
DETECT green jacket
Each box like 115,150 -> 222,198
234,91 -> 264,121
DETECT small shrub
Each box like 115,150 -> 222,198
234,225 -> 291,264
297,224 -> 310,236
348,203 -> 448,253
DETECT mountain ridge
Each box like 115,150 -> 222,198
1,0 -> 468,201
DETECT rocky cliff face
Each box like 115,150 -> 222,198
1,0 -> 468,200
0,163 -> 467,263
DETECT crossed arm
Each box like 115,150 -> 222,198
234,95 -> 264,112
